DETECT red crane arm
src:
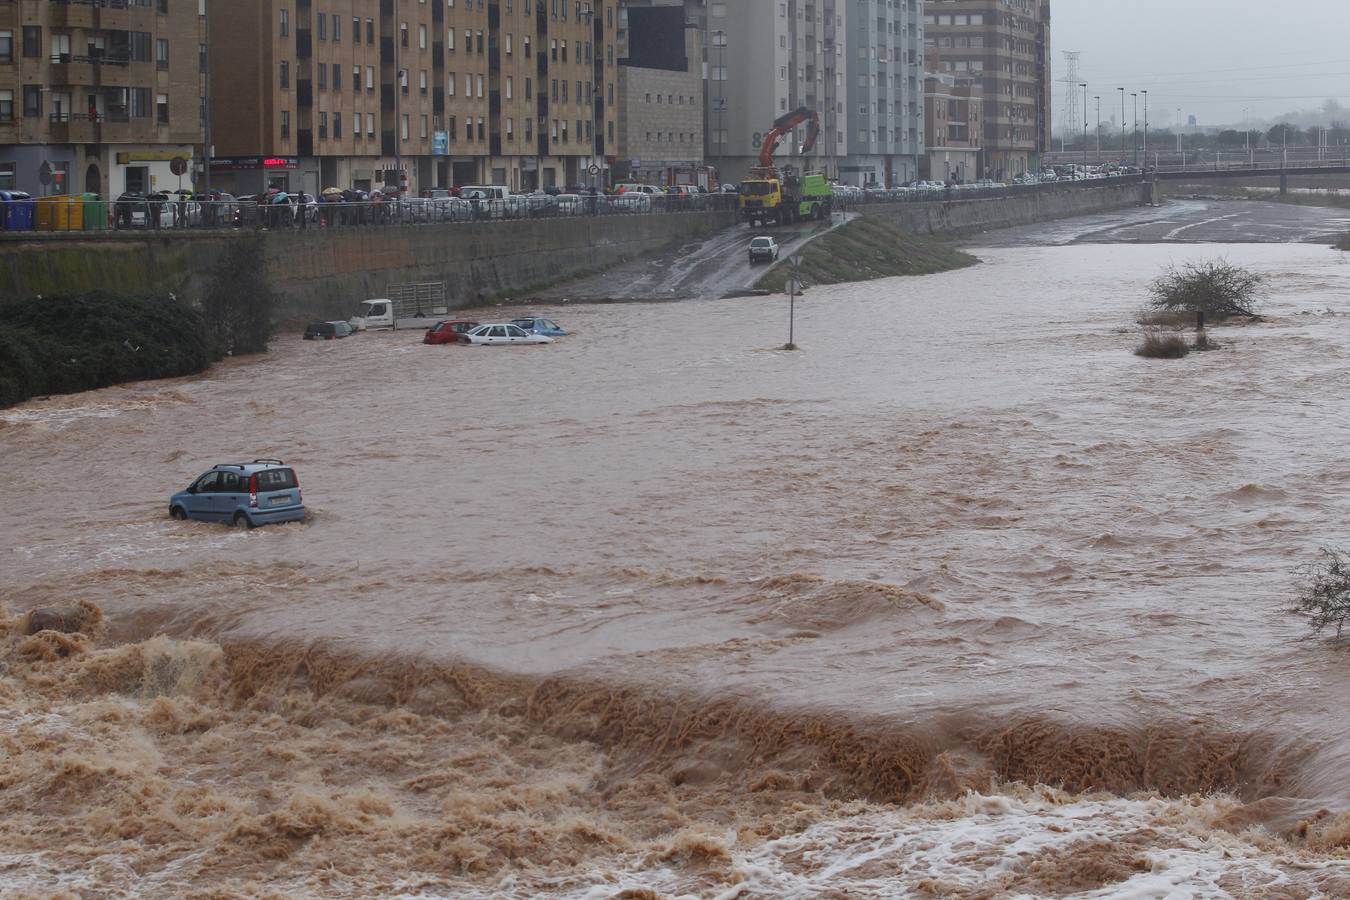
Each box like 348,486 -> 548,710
758,106 -> 821,168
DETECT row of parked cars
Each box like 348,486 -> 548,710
303,315 -> 567,345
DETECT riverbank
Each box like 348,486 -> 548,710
754,217 -> 978,293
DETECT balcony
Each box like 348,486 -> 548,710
48,0 -> 155,33
47,54 -> 131,88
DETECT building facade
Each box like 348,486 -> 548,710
922,66 -> 981,181
842,0 -> 924,187
0,0 -> 206,197
614,1 -> 703,185
923,0 -> 1049,179
698,0 -> 849,187
209,0 -> 618,196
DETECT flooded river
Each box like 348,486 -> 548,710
3,211 -> 1350,895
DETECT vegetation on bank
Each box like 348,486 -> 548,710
0,236 -> 275,409
754,218 -> 978,293
0,292 -> 212,408
1134,330 -> 1192,359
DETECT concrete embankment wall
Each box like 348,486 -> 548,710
0,210 -> 737,324
860,178 -> 1144,235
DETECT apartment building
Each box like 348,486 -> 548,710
614,1 -> 702,185
700,0 -> 848,187
209,0 -> 617,195
923,0 -> 1049,178
0,0 -> 205,197
842,0 -> 924,187
922,65 -> 981,181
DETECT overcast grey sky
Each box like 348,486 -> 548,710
1050,0 -> 1350,132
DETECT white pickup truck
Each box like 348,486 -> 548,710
349,283 -> 448,331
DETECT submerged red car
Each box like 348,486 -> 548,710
423,319 -> 481,345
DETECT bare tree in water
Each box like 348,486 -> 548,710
1149,259 -> 1265,319
1294,549 -> 1350,640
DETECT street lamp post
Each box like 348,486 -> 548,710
1118,88 -> 1126,160
1243,107 -> 1251,165
1131,92 -> 1138,166
1080,83 -> 1088,174
1094,96 -> 1101,155
1141,90 -> 1148,168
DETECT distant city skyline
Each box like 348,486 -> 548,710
1051,0 -> 1350,132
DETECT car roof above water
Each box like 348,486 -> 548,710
209,459 -> 291,475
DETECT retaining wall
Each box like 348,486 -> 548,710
0,210 -> 738,324
861,178 -> 1144,235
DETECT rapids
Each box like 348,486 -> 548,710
3,225 -> 1350,896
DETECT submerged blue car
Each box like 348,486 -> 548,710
169,459 -> 305,529
511,316 -> 566,337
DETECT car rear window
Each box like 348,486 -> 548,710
255,468 -> 297,491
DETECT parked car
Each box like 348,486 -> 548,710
168,459 -> 305,529
511,316 -> 566,336
304,321 -> 343,340
748,235 -> 780,264
423,319 -> 481,344
459,323 -> 555,346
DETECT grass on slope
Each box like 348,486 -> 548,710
755,217 -> 978,293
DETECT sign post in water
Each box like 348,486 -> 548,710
784,254 -> 803,350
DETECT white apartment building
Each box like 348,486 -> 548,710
843,0 -> 925,186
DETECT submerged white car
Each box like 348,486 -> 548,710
459,323 -> 555,345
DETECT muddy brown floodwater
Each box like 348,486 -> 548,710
3,236 -> 1350,897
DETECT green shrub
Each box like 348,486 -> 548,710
0,291 -> 213,408
1134,330 -> 1191,359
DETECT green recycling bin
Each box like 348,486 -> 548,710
81,193 -> 108,231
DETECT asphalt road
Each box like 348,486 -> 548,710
541,211 -> 856,302
980,198 -> 1350,247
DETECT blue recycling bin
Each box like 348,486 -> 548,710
1,191 -> 35,231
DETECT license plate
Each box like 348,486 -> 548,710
271,495 -> 290,505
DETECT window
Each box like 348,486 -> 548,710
400,22 -> 408,48
317,64 -> 326,90
0,90 -> 11,123
419,25 -> 427,49
333,15 -> 340,42
317,14 -> 326,40
353,17 -> 360,44
525,77 -> 532,99
333,112 -> 342,138
0,163 -> 12,191
420,114 -> 429,138
524,35 -> 531,57
476,74 -> 483,97
366,66 -> 375,91
447,72 -> 456,96
1,30 -> 17,64
506,33 -> 513,55
318,111 -> 328,138
353,112 -> 362,137
281,110 -> 290,138
279,8 -> 289,38
419,70 -> 428,94
366,18 -> 374,44
332,62 -> 341,90
23,26 -> 41,58
23,85 -> 41,118
401,114 -> 409,141
506,76 -> 513,99
367,112 -> 375,136
447,29 -> 455,51
506,117 -> 513,140
280,59 -> 289,89
352,66 -> 361,91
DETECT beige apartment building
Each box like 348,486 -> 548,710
614,1 -> 703,185
0,0 -> 205,197
923,0 -> 1050,179
922,66 -> 982,182
210,0 -> 618,195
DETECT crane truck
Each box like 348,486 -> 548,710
738,106 -> 833,226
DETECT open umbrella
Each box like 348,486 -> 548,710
322,187 -> 342,196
